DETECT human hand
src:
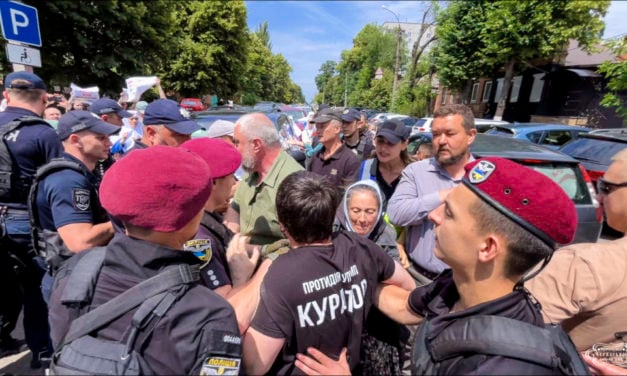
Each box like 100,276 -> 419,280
295,347 -> 350,375
226,234 -> 260,287
397,243 -> 410,269
582,353 -> 626,375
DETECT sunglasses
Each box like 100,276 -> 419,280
596,177 -> 627,195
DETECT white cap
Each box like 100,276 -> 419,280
207,119 -> 235,138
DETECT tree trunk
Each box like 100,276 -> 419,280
494,59 -> 515,121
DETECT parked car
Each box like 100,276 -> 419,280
407,133 -> 602,244
180,98 -> 206,112
412,117 -> 433,134
190,110 -> 249,138
369,113 -> 408,126
485,123 -> 592,149
559,128 -> 627,184
253,101 -> 283,112
474,119 -> 510,133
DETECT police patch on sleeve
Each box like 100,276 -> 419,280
469,160 -> 496,184
72,188 -> 91,211
183,239 -> 213,266
199,356 -> 241,376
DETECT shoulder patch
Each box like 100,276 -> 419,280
184,239 -> 213,265
72,188 -> 91,211
469,160 -> 496,184
200,356 -> 240,376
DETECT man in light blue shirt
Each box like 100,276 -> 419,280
388,104 -> 477,286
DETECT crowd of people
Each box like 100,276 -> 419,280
0,71 -> 625,375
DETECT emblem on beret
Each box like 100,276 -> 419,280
469,160 -> 496,183
72,188 -> 91,211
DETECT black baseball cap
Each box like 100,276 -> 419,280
57,110 -> 121,140
376,119 -> 410,144
312,108 -> 342,124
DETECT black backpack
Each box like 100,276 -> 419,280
48,247 -> 200,375
0,116 -> 49,202
413,315 -> 591,375
27,158 -> 92,272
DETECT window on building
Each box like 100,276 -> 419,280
441,88 -> 447,105
470,83 -> 480,103
509,76 -> 523,103
529,73 -> 545,103
493,78 -> 504,103
482,81 -> 493,103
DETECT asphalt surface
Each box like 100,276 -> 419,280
0,227 -> 621,375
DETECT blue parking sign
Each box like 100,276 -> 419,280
0,1 -> 41,47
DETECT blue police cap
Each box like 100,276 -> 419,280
90,98 -> 132,118
57,110 -> 121,140
4,71 -> 46,91
341,108 -> 361,122
143,99 -> 201,135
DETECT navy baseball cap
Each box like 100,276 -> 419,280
90,98 -> 132,118
143,99 -> 201,135
4,72 -> 46,91
57,110 -> 121,140
376,119 -> 410,144
341,108 -> 361,122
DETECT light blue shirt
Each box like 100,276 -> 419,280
387,156 -> 474,274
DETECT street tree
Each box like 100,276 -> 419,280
598,38 -> 627,122
434,0 -> 610,120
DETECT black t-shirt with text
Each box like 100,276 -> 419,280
251,230 -> 395,375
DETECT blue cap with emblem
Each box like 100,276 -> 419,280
90,98 -> 132,118
341,108 -> 361,122
57,110 -> 121,140
143,99 -> 201,135
4,71 -> 47,91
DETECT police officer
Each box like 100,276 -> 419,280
0,72 -> 62,367
31,111 -> 118,301
89,98 -> 132,176
48,146 -> 242,374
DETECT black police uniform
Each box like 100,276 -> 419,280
33,153 -> 109,299
0,106 -> 61,360
409,270 -> 559,374
251,231 -> 395,375
187,211 -> 233,289
48,233 -> 242,374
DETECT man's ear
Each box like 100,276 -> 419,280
477,234 -> 501,264
101,114 -> 110,123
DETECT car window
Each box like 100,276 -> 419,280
525,131 -> 543,143
182,100 -> 198,105
414,119 -> 427,127
524,163 -> 591,204
560,137 -> 627,165
541,130 -> 571,146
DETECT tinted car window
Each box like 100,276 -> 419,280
525,131 -> 543,143
560,137 -> 626,165
523,163 -> 591,205
413,118 -> 427,127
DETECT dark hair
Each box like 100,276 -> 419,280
276,171 -> 340,244
470,198 -> 552,278
433,104 -> 476,133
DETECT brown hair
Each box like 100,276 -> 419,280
433,104 -> 475,133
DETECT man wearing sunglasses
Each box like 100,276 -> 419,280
527,149 -> 627,353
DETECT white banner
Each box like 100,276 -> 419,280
70,83 -> 99,102
125,76 -> 158,102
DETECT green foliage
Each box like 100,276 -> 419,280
255,21 -> 272,51
315,60 -> 336,95
164,1 -> 249,98
434,0 -> 610,89
598,38 -> 627,121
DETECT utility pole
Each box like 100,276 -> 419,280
382,5 -> 401,112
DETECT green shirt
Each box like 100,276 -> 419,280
231,150 -> 304,245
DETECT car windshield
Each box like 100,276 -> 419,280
520,162 -> 591,205
182,100 -> 198,105
560,137 -> 626,165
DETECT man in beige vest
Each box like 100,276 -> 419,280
527,149 -> 627,352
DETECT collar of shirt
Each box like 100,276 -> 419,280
319,144 -> 347,161
248,149 -> 290,189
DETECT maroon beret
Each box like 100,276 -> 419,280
463,157 -> 577,249
100,146 -> 212,232
181,138 -> 242,179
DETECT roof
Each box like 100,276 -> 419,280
564,39 -> 616,67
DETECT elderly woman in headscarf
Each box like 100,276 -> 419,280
334,179 -> 408,375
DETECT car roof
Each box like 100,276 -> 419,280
492,123 -> 591,131
584,128 -> 627,141
471,134 -> 580,163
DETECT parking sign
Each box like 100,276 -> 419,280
0,1 -> 41,47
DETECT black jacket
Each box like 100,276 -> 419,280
49,233 -> 241,374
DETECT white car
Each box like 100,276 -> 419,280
411,117 -> 433,135
370,113 -> 408,126
412,117 -> 509,135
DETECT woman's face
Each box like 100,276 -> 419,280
375,136 -> 408,163
348,190 -> 379,236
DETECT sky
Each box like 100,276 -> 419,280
246,1 -> 627,104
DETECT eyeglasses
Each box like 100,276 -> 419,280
597,177 -> 627,195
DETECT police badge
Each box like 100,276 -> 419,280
72,188 -> 91,211
468,160 -> 496,184
183,238 -> 213,268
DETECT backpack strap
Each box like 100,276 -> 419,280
429,315 -> 589,374
59,247 -> 107,307
58,263 -> 200,349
